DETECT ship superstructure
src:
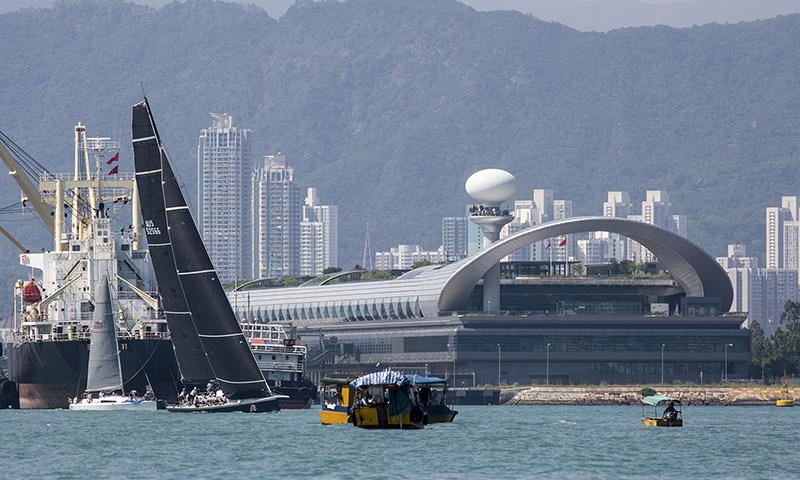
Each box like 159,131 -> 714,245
241,322 -> 314,408
0,124 -> 178,408
12,126 -> 165,342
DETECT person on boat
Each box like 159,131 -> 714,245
662,401 -> 678,421
360,390 -> 373,406
419,386 -> 431,406
215,388 -> 227,404
98,391 -> 105,399
177,388 -> 187,405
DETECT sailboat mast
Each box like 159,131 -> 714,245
110,279 -> 125,396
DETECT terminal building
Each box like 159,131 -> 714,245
229,214 -> 749,386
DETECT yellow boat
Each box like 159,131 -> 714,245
776,382 -> 794,407
641,395 -> 683,427
406,374 -> 458,424
319,378 -> 352,425
349,371 -> 425,429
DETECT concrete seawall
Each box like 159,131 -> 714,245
506,386 -> 799,406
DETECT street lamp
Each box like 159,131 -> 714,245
660,344 -> 665,385
724,343 -> 733,383
452,328 -> 457,386
546,342 -> 551,386
497,343 -> 501,388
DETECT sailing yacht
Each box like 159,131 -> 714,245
132,98 -> 284,413
69,277 -> 156,411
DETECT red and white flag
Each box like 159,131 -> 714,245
545,241 -> 552,249
558,238 -> 567,247
106,152 -> 119,165
108,165 -> 119,176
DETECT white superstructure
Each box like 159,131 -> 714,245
10,125 -> 166,343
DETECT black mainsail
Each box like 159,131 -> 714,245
132,101 -> 215,385
132,99 -> 271,401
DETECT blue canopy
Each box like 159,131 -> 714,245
405,375 -> 448,385
350,370 -> 408,388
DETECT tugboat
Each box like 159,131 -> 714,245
132,97 -> 285,413
242,322 -> 315,409
0,126 -> 179,409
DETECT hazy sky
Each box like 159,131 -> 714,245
3,0 -> 800,31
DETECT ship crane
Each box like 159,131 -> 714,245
0,126 -> 143,253
0,131 -> 55,236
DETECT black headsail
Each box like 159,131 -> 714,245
132,100 -> 214,386
133,99 -> 271,400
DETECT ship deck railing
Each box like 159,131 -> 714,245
250,343 -> 307,355
254,359 -> 305,372
13,330 -> 171,343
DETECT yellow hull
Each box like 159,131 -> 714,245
642,417 -> 683,427
352,406 -> 424,429
776,399 -> 795,407
320,409 -> 351,425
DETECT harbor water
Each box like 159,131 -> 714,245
2,405 -> 797,479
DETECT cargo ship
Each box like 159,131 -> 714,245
0,123 -> 314,409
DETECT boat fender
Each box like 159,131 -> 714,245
272,362 -> 278,368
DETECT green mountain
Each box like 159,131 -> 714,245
0,0 -> 798,318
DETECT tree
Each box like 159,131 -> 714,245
361,270 -> 394,281
412,259 -> 433,269
322,267 -> 342,275
747,320 -> 769,379
746,300 -> 800,380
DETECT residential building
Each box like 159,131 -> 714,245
251,155 -> 301,278
577,235 -> 609,264
375,244 -> 445,270
500,200 -> 534,261
552,199 -> 574,261
299,188 -> 338,277
442,217 -> 468,262
532,189 -> 554,224
601,191 -> 633,261
716,244 -> 759,318
198,113 -> 252,283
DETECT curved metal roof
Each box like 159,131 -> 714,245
435,216 -> 732,313
228,217 -> 733,319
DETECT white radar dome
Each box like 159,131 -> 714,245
465,169 -> 517,204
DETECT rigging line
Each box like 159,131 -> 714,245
0,130 -> 50,173
121,338 -> 162,385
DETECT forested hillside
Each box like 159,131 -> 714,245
0,0 -> 799,318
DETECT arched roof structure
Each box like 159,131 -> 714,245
435,217 -> 732,313
229,216 -> 733,322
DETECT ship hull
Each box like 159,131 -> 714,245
166,395 -> 282,413
268,379 -> 315,409
7,339 -> 180,409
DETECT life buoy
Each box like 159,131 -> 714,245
272,362 -> 278,369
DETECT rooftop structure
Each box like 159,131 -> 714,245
228,217 -> 733,323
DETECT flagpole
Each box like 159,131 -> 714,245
548,240 -> 552,276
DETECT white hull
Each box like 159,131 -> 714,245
69,395 -> 157,411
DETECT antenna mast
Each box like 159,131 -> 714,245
361,222 -> 372,271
